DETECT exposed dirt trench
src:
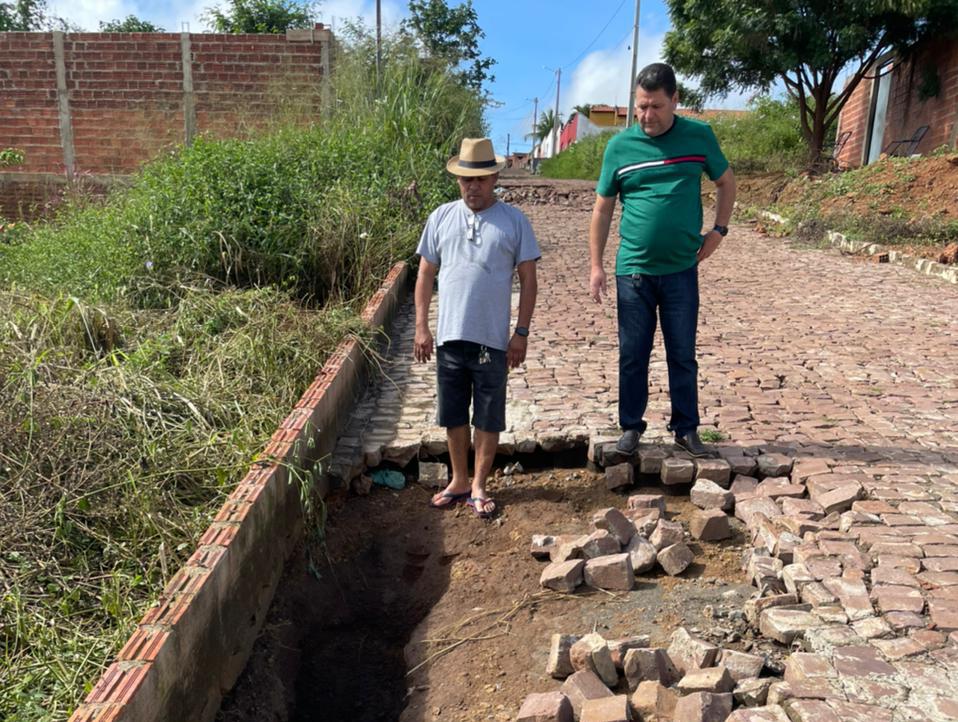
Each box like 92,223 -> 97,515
217,461 -> 754,722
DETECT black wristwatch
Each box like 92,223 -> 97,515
514,326 -> 529,337
712,224 -> 729,237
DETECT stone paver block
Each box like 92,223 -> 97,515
561,670 -> 614,719
756,478 -> 806,499
517,691 -> 574,722
757,453 -> 793,478
744,592 -> 799,624
623,647 -> 678,689
672,691 -> 733,722
608,635 -> 650,669
661,457 -> 695,485
625,507 -> 660,537
650,519 -> 685,550
691,479 -> 735,511
627,494 -> 666,512
813,483 -> 863,515
718,649 -> 766,682
570,633 -> 619,687
802,625 -> 864,655
541,559 -> 584,593
726,707 -> 790,722
547,633 -> 581,678
625,535 -> 657,574
783,563 -> 817,596
592,507 -> 636,545
695,458 -> 732,487
581,529 -> 621,559
580,694 -> 630,722
551,534 -> 587,563
759,608 -> 822,644
668,628 -> 719,676
781,497 -> 825,519
728,456 -> 759,477
736,497 -> 782,525
734,677 -> 773,707
822,577 -> 875,621
856,610 -> 892,639
676,666 -> 736,695
605,462 -> 634,490
629,681 -> 677,721
638,444 -> 670,474
584,553 -> 635,591
691,508 -> 731,541
658,542 -> 694,576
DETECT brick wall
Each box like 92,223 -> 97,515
0,28 -> 330,219
837,39 -> 958,168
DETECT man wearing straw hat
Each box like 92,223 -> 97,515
414,137 -> 540,519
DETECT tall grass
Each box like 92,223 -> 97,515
0,27 -> 484,719
539,131 -> 616,180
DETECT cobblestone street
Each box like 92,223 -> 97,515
329,177 -> 958,720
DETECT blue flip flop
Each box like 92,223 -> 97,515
467,497 -> 496,519
429,490 -> 470,509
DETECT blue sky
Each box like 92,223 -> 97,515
46,1 -> 752,154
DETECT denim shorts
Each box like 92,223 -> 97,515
436,340 -> 507,432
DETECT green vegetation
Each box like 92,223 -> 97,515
664,0 -> 958,166
709,97 -> 814,174
539,131 -> 615,180
0,22 -> 483,719
771,156 -> 958,249
202,0 -> 316,33
541,96 -> 809,180
698,428 -> 726,443
99,15 -> 164,32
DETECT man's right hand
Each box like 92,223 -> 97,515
590,267 -> 607,304
414,327 -> 434,362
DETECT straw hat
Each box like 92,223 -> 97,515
446,137 -> 507,176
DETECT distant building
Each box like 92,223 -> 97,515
506,152 -> 530,169
836,37 -> 958,167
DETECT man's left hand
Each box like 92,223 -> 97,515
507,334 -> 528,369
698,229 -> 724,262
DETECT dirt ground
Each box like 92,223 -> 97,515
217,464 -> 761,722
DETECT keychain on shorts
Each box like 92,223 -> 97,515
479,345 -> 491,364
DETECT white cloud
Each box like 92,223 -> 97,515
564,29 -> 752,118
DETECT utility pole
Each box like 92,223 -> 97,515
626,0 -> 641,128
375,0 -> 382,93
552,67 -> 561,157
506,133 -> 510,157
531,96 -> 539,172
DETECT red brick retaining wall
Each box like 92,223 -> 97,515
0,28 -> 330,219
68,262 -> 410,722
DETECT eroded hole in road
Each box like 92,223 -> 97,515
217,459 -> 765,722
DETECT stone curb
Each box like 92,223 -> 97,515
68,262 -> 412,722
758,210 -> 958,285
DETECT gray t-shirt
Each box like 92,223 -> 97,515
417,199 -> 541,351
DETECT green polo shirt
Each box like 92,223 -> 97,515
596,114 -> 729,276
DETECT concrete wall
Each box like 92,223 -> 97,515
0,27 -> 331,218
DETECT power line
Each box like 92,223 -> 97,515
561,0 -> 629,69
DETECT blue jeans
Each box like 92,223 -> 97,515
616,265 -> 700,436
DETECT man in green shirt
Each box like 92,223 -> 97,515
589,63 -> 736,458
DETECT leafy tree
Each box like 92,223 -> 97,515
573,104 -> 592,118
404,0 -> 495,92
664,0 -> 958,167
203,0 -> 317,34
100,15 -> 165,32
0,0 -> 46,30
675,82 -> 704,113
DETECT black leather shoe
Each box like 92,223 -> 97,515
674,431 -> 715,458
616,430 -> 641,454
